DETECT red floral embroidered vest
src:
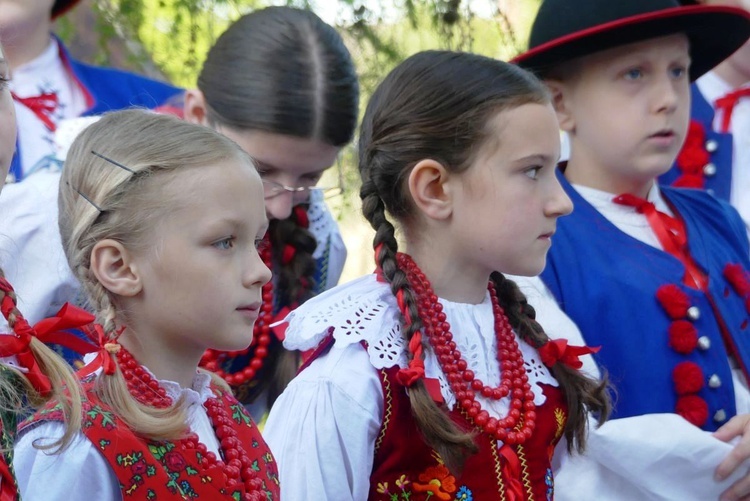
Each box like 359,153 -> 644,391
22,383 -> 280,500
369,366 -> 567,501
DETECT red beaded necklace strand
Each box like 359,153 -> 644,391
200,238 -> 273,386
118,347 -> 265,500
397,253 -> 537,444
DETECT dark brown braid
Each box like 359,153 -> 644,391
361,177 -> 477,473
491,272 -> 611,452
246,206 -> 317,410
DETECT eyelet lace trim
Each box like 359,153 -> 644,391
283,275 -> 558,413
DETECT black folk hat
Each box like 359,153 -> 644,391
513,0 -> 750,81
52,0 -> 81,19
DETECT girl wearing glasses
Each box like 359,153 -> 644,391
181,6 -> 359,419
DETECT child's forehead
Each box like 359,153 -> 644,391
572,32 -> 690,72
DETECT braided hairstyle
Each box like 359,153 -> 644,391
359,51 -> 610,472
59,109 -> 256,440
197,6 -> 359,407
0,268 -> 83,452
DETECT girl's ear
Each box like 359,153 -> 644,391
183,89 -> 210,126
407,159 -> 453,221
90,240 -> 142,297
545,80 -> 576,133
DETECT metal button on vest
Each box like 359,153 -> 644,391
687,306 -> 701,321
709,374 -> 721,388
698,336 -> 711,350
705,139 -> 718,153
703,163 -> 717,177
714,409 -> 727,423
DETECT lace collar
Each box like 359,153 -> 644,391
283,274 -> 558,413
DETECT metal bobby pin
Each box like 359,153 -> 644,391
91,150 -> 136,174
66,181 -> 103,212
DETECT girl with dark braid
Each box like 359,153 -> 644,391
264,50 -> 610,500
175,6 -> 359,419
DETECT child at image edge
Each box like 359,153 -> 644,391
13,110 -> 280,501
511,0 -> 750,499
263,50 -> 610,500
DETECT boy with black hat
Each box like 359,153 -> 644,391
513,0 -> 750,499
0,0 -> 181,182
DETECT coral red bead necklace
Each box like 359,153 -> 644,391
119,346 -> 265,500
200,237 -> 273,386
397,253 -> 537,444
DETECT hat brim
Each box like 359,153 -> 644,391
52,0 -> 82,19
513,6 -> 750,81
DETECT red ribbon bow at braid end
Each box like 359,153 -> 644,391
538,338 -> 600,370
0,302 -> 96,396
76,323 -> 122,379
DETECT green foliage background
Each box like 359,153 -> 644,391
56,0 -> 541,279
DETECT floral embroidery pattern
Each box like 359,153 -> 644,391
375,466 -> 474,501
545,468 -> 554,501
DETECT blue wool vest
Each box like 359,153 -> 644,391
541,174 -> 750,431
660,83 -> 734,200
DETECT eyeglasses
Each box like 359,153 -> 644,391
261,153 -> 346,200
261,180 -> 343,200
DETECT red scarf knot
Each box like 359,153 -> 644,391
538,338 -> 599,370
11,91 -> 59,131
396,331 -> 425,387
715,87 -> 750,133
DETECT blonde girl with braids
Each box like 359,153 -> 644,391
263,50 -> 610,500
14,109 -> 280,501
0,42 -> 83,501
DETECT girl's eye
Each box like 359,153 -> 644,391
525,166 -> 542,180
213,237 -> 235,250
0,75 -> 9,90
624,68 -> 643,80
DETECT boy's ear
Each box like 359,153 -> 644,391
545,80 -> 576,133
408,159 -> 453,221
183,89 -> 210,126
90,240 -> 143,297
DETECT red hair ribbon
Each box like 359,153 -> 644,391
281,244 -> 296,265
396,331 -> 425,387
76,324 -> 121,378
0,302 -> 96,396
538,338 -> 600,370
498,444 -> 525,501
293,205 -> 309,228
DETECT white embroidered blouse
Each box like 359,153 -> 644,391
263,273 -> 558,501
